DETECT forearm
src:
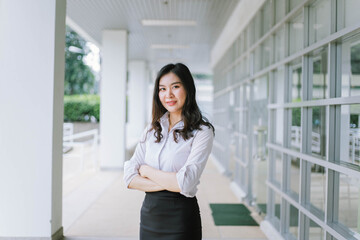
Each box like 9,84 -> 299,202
143,167 -> 181,192
128,175 -> 165,192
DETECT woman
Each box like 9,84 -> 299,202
123,63 -> 215,240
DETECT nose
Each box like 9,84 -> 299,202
165,88 -> 174,98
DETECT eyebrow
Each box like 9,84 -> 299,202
159,81 -> 182,87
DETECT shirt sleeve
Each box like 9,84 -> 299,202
176,126 -> 214,197
123,126 -> 149,188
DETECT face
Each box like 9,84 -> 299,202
158,72 -> 187,115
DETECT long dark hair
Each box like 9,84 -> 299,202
149,63 -> 214,143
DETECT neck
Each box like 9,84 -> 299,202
168,112 -> 182,127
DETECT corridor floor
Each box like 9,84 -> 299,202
63,153 -> 268,240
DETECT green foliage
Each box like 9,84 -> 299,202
64,95 -> 100,122
65,27 -> 95,95
292,107 -> 301,127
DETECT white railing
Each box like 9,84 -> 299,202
291,126 -> 321,154
63,123 -> 99,170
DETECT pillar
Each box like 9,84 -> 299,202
0,0 -> 66,239
100,30 -> 128,168
127,61 -> 148,147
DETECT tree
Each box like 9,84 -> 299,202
65,27 -> 95,95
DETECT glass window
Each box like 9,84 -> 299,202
240,56 -> 249,80
247,24 -> 254,48
289,13 -> 304,55
262,0 -> 272,34
311,106 -> 327,159
290,60 -> 302,102
268,190 -> 282,231
311,47 -> 328,100
341,35 -> 360,97
309,163 -> 326,216
291,108 -> 301,152
308,217 -> 324,240
289,156 -> 300,197
275,109 -> 284,145
262,38 -> 272,68
290,0 -> 303,10
289,203 -> 299,238
254,47 -> 262,73
275,193 -> 281,221
309,0 -> 330,44
338,173 -> 360,235
275,0 -> 286,24
343,0 -> 360,28
339,104 -> 360,169
274,150 -> 282,184
275,26 -> 286,62
254,11 -> 263,42
274,67 -> 285,104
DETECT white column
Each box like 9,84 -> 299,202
100,30 -> 128,168
127,61 -> 148,147
0,0 -> 65,239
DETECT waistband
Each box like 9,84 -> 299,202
145,190 -> 192,199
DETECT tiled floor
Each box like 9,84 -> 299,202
63,146 -> 267,240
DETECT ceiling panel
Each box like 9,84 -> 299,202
67,0 -> 240,73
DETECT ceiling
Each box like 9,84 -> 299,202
66,0 -> 240,73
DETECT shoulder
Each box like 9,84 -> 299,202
140,124 -> 153,142
194,124 -> 214,140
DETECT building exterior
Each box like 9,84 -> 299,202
212,0 -> 360,239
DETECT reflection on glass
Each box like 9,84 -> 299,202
247,24 -> 255,48
290,157 -> 300,197
262,0 -> 271,34
312,47 -> 328,99
274,67 -> 285,104
289,203 -> 299,238
291,108 -> 301,152
309,0 -> 330,44
274,150 -> 282,184
344,0 -> 360,28
275,194 -> 281,221
341,36 -> 360,97
289,14 -> 304,55
254,47 -> 262,73
309,218 -> 324,240
340,104 -> 360,168
275,0 -> 286,23
262,38 -> 271,68
275,109 -> 284,145
291,64 -> 302,102
309,163 -> 326,215
338,173 -> 360,234
275,26 -> 285,62
312,106 -> 327,159
290,0 -> 303,10
254,12 -> 262,42
242,56 -> 249,79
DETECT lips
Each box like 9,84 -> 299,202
166,101 -> 177,106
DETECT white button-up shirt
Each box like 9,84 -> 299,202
123,112 -> 214,197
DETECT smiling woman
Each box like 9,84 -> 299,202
123,63 -> 215,240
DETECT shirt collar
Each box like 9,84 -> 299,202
159,112 -> 184,130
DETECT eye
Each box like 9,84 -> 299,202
159,87 -> 166,91
173,85 -> 180,89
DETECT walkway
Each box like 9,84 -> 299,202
62,146 -> 267,240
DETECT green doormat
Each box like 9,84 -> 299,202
209,203 -> 259,226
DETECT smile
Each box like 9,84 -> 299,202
166,101 -> 177,106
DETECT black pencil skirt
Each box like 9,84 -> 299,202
140,190 -> 202,240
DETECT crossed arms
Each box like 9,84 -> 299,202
128,165 -> 181,192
